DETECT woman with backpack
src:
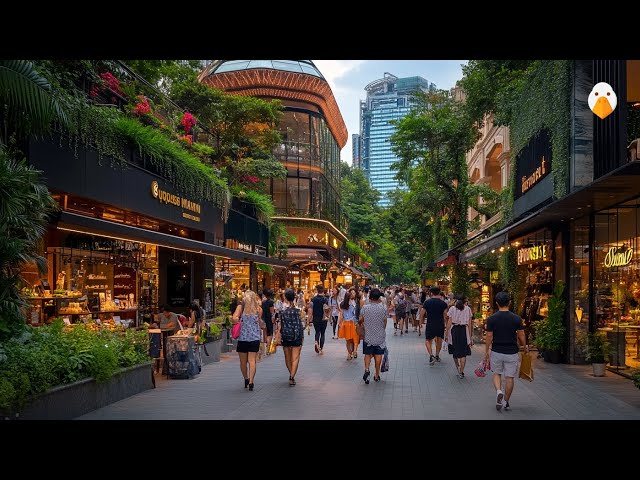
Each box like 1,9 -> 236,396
280,288 -> 304,386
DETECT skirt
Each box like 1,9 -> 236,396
449,325 -> 471,358
363,342 -> 385,356
236,340 -> 260,353
338,320 -> 359,342
281,339 -> 303,347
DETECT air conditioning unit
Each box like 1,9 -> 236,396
629,138 -> 640,162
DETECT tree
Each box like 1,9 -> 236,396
0,150 -> 57,338
391,90 -> 498,294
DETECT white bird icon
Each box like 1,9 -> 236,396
588,82 -> 617,119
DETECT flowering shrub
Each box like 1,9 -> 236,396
241,175 -> 260,184
181,112 -> 196,133
179,135 -> 193,145
362,262 -> 370,269
99,72 -> 123,96
132,95 -> 151,116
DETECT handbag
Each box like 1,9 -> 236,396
231,320 -> 242,339
268,337 -> 277,354
355,321 -> 365,339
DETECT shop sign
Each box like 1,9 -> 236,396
254,245 -> 266,256
317,264 -> 328,272
521,156 -> 548,195
289,270 -> 300,275
151,180 -> 201,223
490,270 -> 499,284
238,242 -> 253,253
603,246 -> 633,268
517,244 -> 549,265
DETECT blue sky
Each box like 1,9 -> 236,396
313,60 -> 467,164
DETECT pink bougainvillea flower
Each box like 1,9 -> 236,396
181,112 -> 197,133
133,95 -> 151,116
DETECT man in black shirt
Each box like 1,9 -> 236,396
421,287 -> 448,366
308,285 -> 329,354
485,291 -> 529,412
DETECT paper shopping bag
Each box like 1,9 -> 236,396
519,352 -> 534,382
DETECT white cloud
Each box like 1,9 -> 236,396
313,60 -> 365,94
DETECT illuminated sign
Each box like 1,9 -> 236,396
238,242 -> 253,253
151,181 -> 201,222
521,156 -> 548,195
289,270 -> 300,275
517,244 -> 549,265
603,246 -> 633,268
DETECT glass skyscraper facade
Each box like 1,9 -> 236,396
359,73 -> 435,206
352,134 -> 361,169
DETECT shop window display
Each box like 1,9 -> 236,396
514,229 -> 554,345
594,198 -> 640,373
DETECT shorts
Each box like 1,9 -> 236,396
490,351 -> 520,378
362,342 -> 385,356
281,339 -> 303,347
424,322 -> 444,340
236,340 -> 260,353
396,311 -> 407,320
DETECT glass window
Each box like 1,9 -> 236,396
272,178 -> 287,211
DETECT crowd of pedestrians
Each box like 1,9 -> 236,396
231,283 -> 528,411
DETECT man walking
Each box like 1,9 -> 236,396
485,291 -> 528,411
308,285 -> 329,354
421,287 -> 447,365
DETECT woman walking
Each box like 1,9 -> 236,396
445,295 -> 473,378
328,288 -> 340,339
233,290 -> 263,391
261,289 -> 276,355
359,288 -> 387,383
280,288 -> 304,386
337,288 -> 359,360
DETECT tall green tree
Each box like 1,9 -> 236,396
391,90 -> 499,294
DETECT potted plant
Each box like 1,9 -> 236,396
585,331 -> 610,377
533,281 -> 566,363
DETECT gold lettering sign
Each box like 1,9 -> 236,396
517,244 -> 549,265
603,247 -> 633,268
521,156 -> 548,194
151,180 -> 201,222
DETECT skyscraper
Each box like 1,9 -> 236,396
352,134 -> 361,168
359,73 -> 435,206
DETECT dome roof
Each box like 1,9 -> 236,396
201,60 -> 324,79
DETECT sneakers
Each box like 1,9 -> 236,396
503,400 -> 510,411
435,355 -> 441,363
496,390 -> 504,411
429,355 -> 435,366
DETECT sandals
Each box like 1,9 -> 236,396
373,375 -> 381,382
363,370 -> 371,384
353,351 -> 357,359
248,383 -> 254,391
289,376 -> 295,386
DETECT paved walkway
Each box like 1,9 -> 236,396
78,324 -> 640,420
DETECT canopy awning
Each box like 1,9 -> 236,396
57,211 -> 291,267
287,247 -> 332,262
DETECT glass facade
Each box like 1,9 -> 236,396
593,198 -> 640,374
203,60 -> 324,79
359,74 -> 435,206
270,109 -> 344,231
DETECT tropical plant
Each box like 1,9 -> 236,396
632,369 -> 640,390
0,149 -> 58,339
269,221 -> 296,259
585,331 -> 610,364
533,281 -> 566,352
0,60 -> 67,144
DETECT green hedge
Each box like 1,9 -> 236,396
0,320 -> 150,415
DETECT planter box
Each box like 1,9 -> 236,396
17,362 -> 154,420
201,337 -> 223,364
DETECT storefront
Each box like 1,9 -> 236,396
25,136 -> 289,327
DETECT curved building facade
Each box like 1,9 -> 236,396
200,60 -> 352,290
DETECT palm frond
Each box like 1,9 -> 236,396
0,60 -> 67,141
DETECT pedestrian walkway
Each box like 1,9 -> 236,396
78,324 -> 640,420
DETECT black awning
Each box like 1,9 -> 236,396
57,211 -> 290,267
459,232 -> 509,262
459,160 -> 640,262
287,247 -> 331,262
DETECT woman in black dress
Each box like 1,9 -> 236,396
445,296 -> 473,378
279,288 -> 304,386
